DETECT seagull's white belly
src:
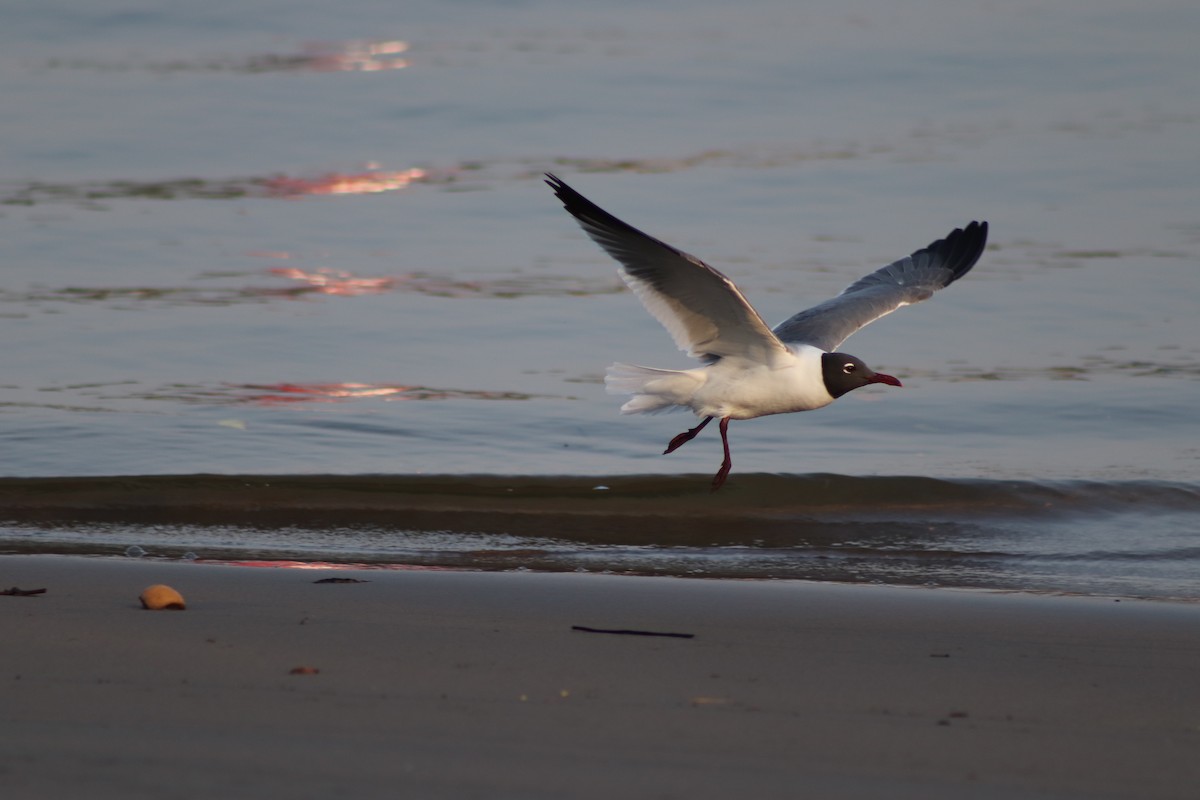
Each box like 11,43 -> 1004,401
690,346 -> 834,420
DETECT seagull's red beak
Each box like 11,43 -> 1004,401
869,372 -> 902,387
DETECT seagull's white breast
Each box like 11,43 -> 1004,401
690,344 -> 835,420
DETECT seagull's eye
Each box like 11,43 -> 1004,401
842,363 -> 857,374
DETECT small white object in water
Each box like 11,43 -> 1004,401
124,545 -> 147,558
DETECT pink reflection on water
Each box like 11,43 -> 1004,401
236,383 -> 410,405
266,265 -> 496,298
256,254 -> 622,301
208,560 -> 449,571
263,167 -> 427,197
268,267 -> 396,296
41,38 -> 410,74
230,382 -> 532,406
299,39 -> 410,72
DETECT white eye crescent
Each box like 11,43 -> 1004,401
842,363 -> 857,374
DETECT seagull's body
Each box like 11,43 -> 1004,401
545,174 -> 988,490
606,342 -> 833,420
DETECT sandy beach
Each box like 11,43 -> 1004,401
2,555 -> 1198,799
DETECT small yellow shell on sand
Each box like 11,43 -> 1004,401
139,584 -> 186,610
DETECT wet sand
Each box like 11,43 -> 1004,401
2,555 -> 1198,799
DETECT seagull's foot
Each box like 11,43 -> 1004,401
663,416 -> 713,455
710,460 -> 731,492
709,416 -> 733,493
663,430 -> 697,455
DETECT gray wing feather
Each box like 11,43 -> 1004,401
773,221 -> 988,351
546,174 -> 787,364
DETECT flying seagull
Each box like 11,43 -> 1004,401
546,173 -> 988,491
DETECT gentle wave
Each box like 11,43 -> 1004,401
3,474 -> 1198,598
1,472 -> 1196,531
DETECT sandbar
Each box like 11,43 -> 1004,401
2,555 -> 1198,799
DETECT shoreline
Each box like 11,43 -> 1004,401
4,555 -> 1199,798
4,473 -> 1199,601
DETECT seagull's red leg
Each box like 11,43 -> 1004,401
663,415 -> 713,455
710,417 -> 733,492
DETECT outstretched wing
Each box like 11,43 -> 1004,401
772,221 -> 988,352
546,173 -> 788,365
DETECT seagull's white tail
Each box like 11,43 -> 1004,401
605,363 -> 703,415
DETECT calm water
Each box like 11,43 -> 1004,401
2,0 -> 1198,597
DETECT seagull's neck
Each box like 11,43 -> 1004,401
786,343 -> 829,371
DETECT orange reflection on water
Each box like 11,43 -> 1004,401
268,267 -> 395,295
263,167 -> 427,197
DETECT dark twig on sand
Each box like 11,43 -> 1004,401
1,586 -> 47,597
571,625 -> 694,639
